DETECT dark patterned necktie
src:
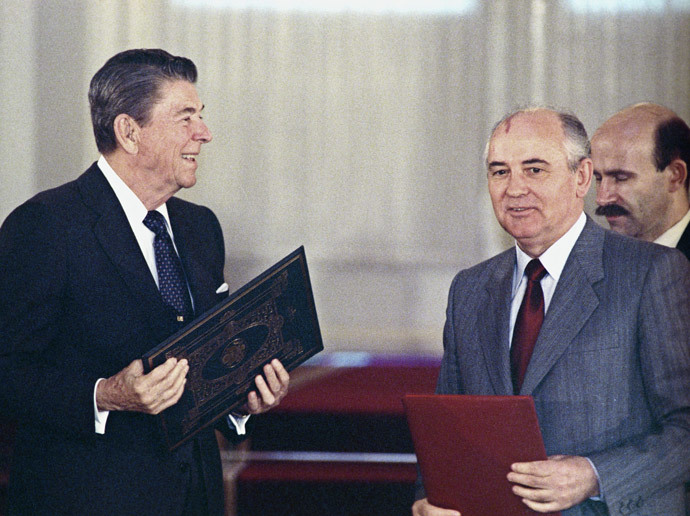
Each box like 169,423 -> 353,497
143,210 -> 193,322
510,259 -> 547,393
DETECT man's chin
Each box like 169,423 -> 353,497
177,174 -> 197,190
605,217 -> 636,237
499,217 -> 540,239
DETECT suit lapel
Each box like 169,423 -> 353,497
76,164 -> 171,336
479,250 -> 515,395
520,217 -> 605,394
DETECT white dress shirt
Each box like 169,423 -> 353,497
509,212 -> 586,346
94,156 -> 247,435
654,208 -> 690,248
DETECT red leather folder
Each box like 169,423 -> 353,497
403,394 -> 560,516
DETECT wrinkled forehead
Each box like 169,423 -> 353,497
496,109 -> 562,136
489,112 -> 565,154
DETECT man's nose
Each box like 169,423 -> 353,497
195,120 -> 212,144
505,171 -> 528,196
595,177 -> 615,206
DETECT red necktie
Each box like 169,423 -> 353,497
510,259 -> 547,393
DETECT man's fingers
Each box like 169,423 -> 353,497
156,361 -> 188,398
411,498 -> 461,516
98,357 -> 190,414
521,498 -> 562,514
245,361 -> 290,414
512,482 -> 566,513
262,362 -> 281,392
262,359 -> 289,395
151,377 -> 187,414
517,488 -> 573,514
145,359 -> 189,411
508,456 -> 599,512
129,358 -> 188,413
246,390 -> 260,412
146,357 -> 184,381
511,460 -> 551,476
512,483 -> 551,501
125,358 -> 145,376
144,358 -> 188,394
254,374 -> 276,406
232,361 -> 291,416
507,471 -> 549,489
270,359 -> 290,385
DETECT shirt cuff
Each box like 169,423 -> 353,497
585,457 -> 605,502
94,378 -> 110,434
227,413 -> 250,435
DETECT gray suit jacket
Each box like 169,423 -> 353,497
431,216 -> 690,516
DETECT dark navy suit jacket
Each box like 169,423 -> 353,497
0,163 -> 235,515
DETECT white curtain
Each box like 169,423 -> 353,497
2,0 -> 689,354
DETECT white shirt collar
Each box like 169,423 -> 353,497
97,155 -> 171,229
514,212 -> 587,291
654,208 -> 690,248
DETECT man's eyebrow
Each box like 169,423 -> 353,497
175,104 -> 205,117
487,158 -> 549,168
522,158 -> 549,166
595,168 -> 635,177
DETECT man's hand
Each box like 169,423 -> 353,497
96,357 -> 188,414
412,498 -> 460,516
507,455 -> 599,513
244,359 -> 290,415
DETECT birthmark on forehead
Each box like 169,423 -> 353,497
502,114 -> 515,133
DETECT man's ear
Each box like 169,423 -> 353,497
113,114 -> 140,154
575,158 -> 594,199
666,158 -> 688,193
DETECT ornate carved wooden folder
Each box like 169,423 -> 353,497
143,246 -> 323,450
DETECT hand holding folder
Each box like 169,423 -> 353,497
142,247 -> 323,450
403,394 -> 561,516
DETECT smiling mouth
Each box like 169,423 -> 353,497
182,154 -> 197,162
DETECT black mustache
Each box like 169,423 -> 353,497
595,204 -> 630,217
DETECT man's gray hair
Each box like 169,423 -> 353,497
484,106 -> 591,173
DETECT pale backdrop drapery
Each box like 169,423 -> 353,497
1,0 -> 688,354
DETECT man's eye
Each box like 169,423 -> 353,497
614,174 -> 629,182
491,169 -> 508,177
528,167 -> 543,174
